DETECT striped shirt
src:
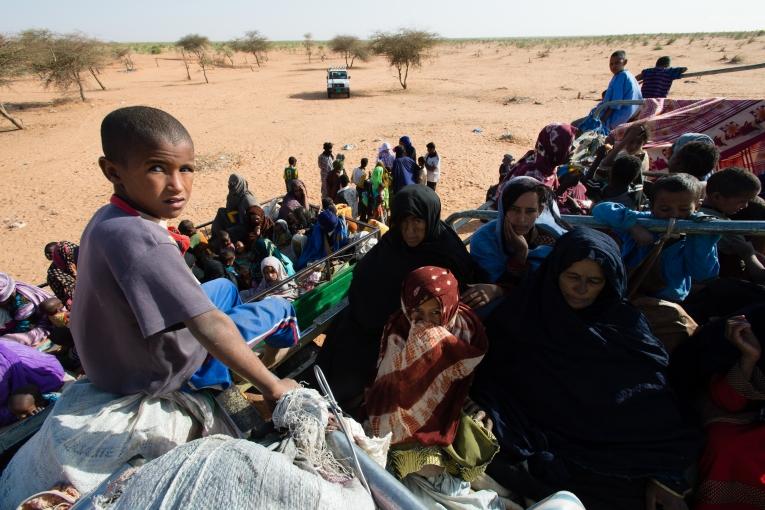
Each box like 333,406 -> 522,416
640,67 -> 685,98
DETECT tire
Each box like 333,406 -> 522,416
346,91 -> 350,98
327,90 -> 332,98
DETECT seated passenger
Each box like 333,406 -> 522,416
0,341 -> 64,426
668,136 -> 719,181
296,209 -> 349,270
469,177 -> 566,305
506,123 -> 577,189
700,167 -> 764,284
597,50 -> 643,132
366,266 -> 501,509
252,238 -> 295,281
177,219 -> 208,249
0,107 -> 298,506
253,256 -> 298,301
318,185 -> 479,408
212,173 -> 259,242
0,272 -> 53,348
593,173 -> 719,351
272,219 -> 296,262
670,307 -> 765,510
589,154 -> 643,209
471,228 -> 700,510
8,384 -> 48,421
245,204 -> 274,246
278,178 -> 309,224
45,241 -> 79,308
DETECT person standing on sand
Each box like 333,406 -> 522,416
318,142 -> 334,199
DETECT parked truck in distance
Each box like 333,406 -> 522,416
327,68 -> 350,98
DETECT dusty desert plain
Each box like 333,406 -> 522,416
1,34 -> 765,282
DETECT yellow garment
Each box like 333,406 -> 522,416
387,414 -> 499,483
336,204 -> 358,234
364,219 -> 389,236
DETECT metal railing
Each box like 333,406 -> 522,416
445,208 -> 765,238
244,218 -> 381,303
592,99 -> 646,119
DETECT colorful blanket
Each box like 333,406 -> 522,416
366,311 -> 487,447
610,98 -> 765,174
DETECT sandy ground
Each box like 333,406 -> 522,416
1,36 -> 764,283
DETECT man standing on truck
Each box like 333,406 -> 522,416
318,142 -> 334,199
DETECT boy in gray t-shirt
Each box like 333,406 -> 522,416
70,106 -> 297,399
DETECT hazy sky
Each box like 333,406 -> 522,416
2,0 -> 763,42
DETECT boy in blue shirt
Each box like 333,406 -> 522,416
593,173 -> 720,350
598,51 -> 643,132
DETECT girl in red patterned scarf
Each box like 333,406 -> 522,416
366,266 -> 488,447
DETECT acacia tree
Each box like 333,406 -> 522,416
30,33 -> 109,101
328,35 -> 369,68
232,31 -> 270,67
176,34 -> 211,83
303,32 -> 314,63
114,46 -> 135,72
370,29 -> 438,89
0,35 -> 26,129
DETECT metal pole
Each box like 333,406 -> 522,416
682,62 -> 765,79
444,209 -> 765,237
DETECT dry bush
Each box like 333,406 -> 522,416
176,34 -> 211,83
231,31 -> 270,67
370,29 -> 438,89
328,35 -> 369,68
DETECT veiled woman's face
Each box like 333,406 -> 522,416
401,216 -> 427,248
558,259 -> 606,310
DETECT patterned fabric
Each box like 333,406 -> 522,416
610,98 -> 765,175
507,123 -> 577,187
366,267 -> 488,447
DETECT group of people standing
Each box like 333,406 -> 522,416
314,136 -> 442,224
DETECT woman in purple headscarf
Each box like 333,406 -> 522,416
0,340 -> 65,426
0,272 -> 53,348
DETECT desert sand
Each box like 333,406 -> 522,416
1,36 -> 764,283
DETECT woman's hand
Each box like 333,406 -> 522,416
503,221 -> 529,264
726,315 -> 761,364
461,284 -> 504,309
463,397 -> 493,433
645,480 -> 688,510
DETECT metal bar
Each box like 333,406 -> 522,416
682,62 -> 765,79
244,226 -> 378,303
592,99 -> 646,119
327,431 -> 429,510
445,209 -> 765,236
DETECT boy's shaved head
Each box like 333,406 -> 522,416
656,56 -> 671,67
611,50 -> 626,59
101,106 -> 192,164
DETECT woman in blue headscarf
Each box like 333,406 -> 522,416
470,177 -> 567,290
471,228 -> 700,510
295,209 -> 349,270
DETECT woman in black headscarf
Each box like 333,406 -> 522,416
317,185 -> 480,408
471,227 -> 700,510
212,173 -> 260,242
